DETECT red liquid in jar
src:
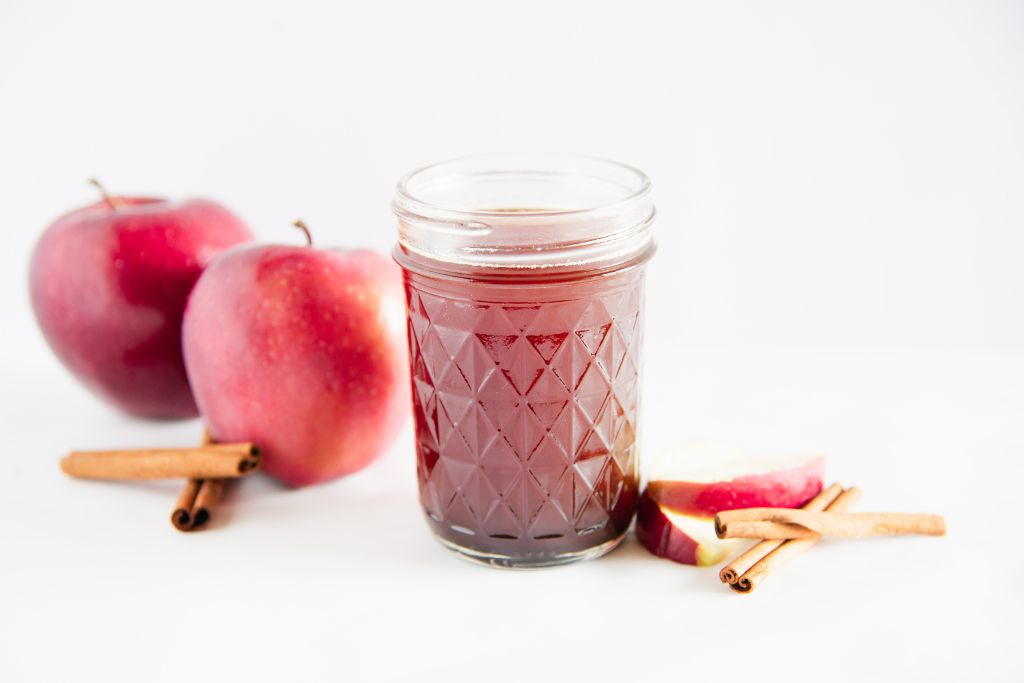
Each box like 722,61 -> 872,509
403,262 -> 645,564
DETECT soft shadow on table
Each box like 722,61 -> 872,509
197,478 -> 245,531
210,473 -> 449,567
599,533 -> 752,593
201,468 -> 295,531
184,463 -> 755,585
65,477 -> 182,497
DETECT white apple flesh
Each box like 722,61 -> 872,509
635,490 -> 738,566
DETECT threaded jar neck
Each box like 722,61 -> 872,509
393,154 -> 655,279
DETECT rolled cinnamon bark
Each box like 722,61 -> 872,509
171,479 -> 203,530
190,430 -> 221,528
715,508 -> 946,539
731,487 -> 863,593
717,520 -> 819,540
189,479 -> 224,528
62,443 -> 260,480
719,482 -> 843,585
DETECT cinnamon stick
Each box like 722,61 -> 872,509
190,479 -> 224,528
715,508 -> 946,540
719,482 -> 843,585
61,443 -> 260,480
171,479 -> 203,530
730,487 -> 863,593
191,431 -> 228,529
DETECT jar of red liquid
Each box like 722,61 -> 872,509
392,155 -> 655,567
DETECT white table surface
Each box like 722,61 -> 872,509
2,347 -> 1019,682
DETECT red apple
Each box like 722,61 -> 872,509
181,224 -> 410,487
635,490 -> 738,566
647,442 -> 825,518
29,183 -> 253,418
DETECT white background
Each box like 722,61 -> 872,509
1,1 -> 1022,681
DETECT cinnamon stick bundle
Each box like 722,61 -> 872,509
727,487 -> 863,593
719,482 -> 843,585
715,508 -> 946,540
61,443 -> 260,480
171,430 -> 229,531
171,479 -> 225,531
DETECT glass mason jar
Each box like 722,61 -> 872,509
392,155 -> 655,568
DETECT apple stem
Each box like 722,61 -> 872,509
292,219 -> 313,247
88,178 -> 125,209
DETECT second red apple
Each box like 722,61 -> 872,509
182,227 -> 410,487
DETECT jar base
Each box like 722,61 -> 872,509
432,530 -> 628,569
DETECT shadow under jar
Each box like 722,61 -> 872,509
392,155 -> 656,568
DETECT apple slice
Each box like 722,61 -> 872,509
646,442 -> 825,518
635,490 -> 738,566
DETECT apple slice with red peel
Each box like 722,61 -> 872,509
635,490 -> 738,566
646,442 -> 825,518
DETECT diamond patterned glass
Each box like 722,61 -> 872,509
403,267 -> 646,565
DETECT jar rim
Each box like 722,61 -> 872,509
392,153 -> 655,272
393,153 -> 652,219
